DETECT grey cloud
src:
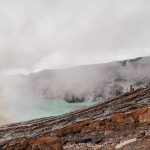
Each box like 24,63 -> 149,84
0,0 -> 150,71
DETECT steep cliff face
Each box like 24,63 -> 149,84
0,87 -> 150,149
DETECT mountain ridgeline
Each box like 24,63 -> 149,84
19,56 -> 150,102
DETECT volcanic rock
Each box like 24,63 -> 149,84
0,87 -> 150,149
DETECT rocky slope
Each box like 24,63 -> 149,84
14,56 -> 150,102
0,86 -> 150,149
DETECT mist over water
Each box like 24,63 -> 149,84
0,74 -> 42,124
0,1 -> 150,128
0,56 -> 150,125
0,74 -> 95,125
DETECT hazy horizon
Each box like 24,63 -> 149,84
0,0 -> 150,73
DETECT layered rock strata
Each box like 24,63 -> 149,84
0,87 -> 150,149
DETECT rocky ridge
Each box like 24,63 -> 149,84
0,86 -> 150,149
14,56 -> 150,103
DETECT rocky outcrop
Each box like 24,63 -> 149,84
21,135 -> 62,150
64,94 -> 84,103
0,87 -> 150,149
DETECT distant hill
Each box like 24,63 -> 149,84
15,56 -> 150,102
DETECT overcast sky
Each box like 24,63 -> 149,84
0,0 -> 150,73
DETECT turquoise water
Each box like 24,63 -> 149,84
16,100 -> 95,122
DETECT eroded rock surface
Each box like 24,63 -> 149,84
0,87 -> 150,149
